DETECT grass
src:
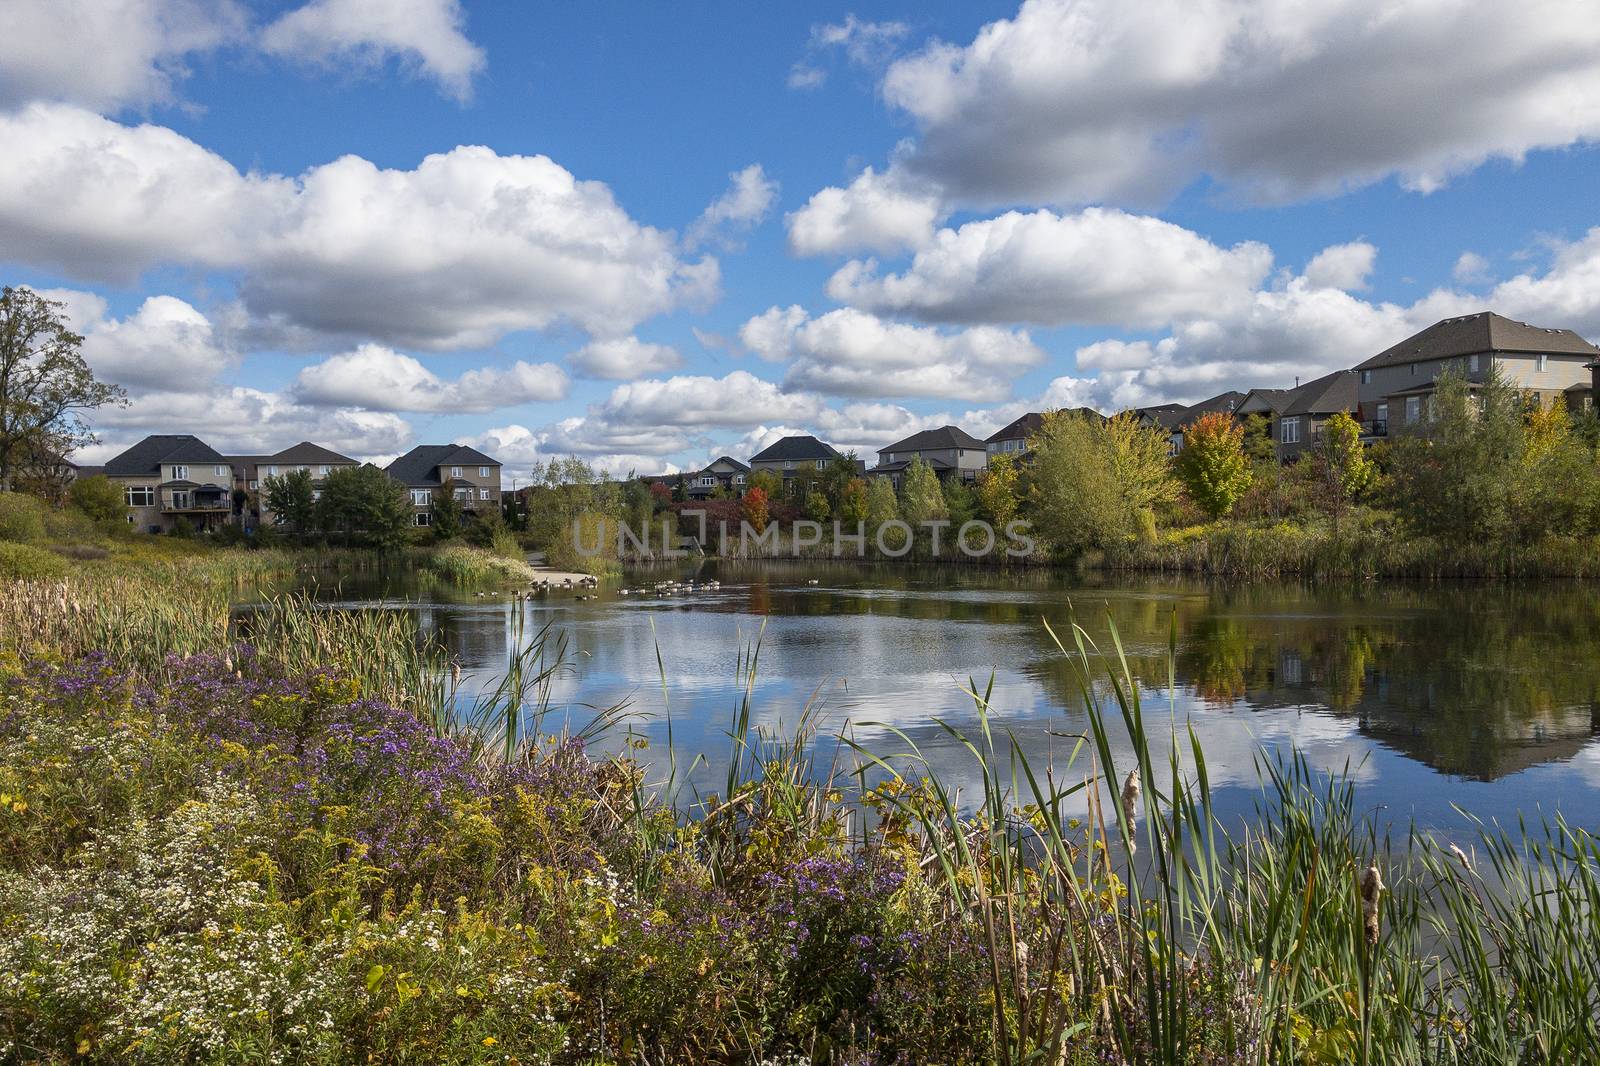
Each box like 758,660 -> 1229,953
0,566 -> 1595,1062
416,542 -> 537,586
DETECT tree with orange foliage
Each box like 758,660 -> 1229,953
1174,411 -> 1252,519
740,486 -> 769,533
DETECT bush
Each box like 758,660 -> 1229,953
67,475 -> 125,526
0,541 -> 69,580
0,493 -> 46,543
42,506 -> 99,544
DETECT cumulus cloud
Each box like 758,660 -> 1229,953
737,306 -> 1043,401
82,386 -> 414,463
0,0 -> 247,112
569,336 -> 685,380
1487,227 -> 1600,337
685,164 -> 778,249
786,166 -> 944,257
828,208 -> 1273,327
293,345 -> 569,412
596,371 -> 823,428
260,0 -> 486,102
38,289 -> 235,392
1453,251 -> 1492,285
0,105 -> 715,347
875,0 -> 1600,209
1303,241 -> 1377,292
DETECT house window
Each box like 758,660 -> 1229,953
311,490 -> 322,501
451,466 -> 462,477
1280,417 -> 1301,444
1360,370 -> 1371,384
1408,364 -> 1416,376
1376,403 -> 1388,425
815,460 -> 825,470
454,488 -> 470,501
411,490 -> 431,506
1537,354 -> 1548,372
414,512 -> 432,527
478,488 -> 490,501
248,480 -> 258,490
172,465 -> 189,481
265,465 -> 278,477
478,466 -> 490,477
699,475 -> 714,487
125,485 -> 155,507
1406,396 -> 1421,423
171,490 -> 192,510
1469,354 -> 1480,372
214,465 -> 228,477
783,460 -> 794,470
317,465 -> 329,476
734,474 -> 745,485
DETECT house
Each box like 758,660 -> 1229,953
985,409 -> 1104,464
1354,312 -> 1600,431
104,434 -> 236,533
386,445 -> 503,527
747,435 -> 845,488
1273,370 -> 1361,460
870,426 -> 987,486
229,442 -> 359,528
1156,391 -> 1246,454
684,456 -> 749,499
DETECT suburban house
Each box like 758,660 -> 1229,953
684,456 -> 750,499
1272,370 -> 1361,460
747,435 -> 846,489
871,426 -> 987,486
229,442 -> 359,529
386,445 -> 503,527
986,408 -> 1105,464
1163,391 -> 1246,453
1354,312 -> 1600,431
104,434 -> 237,533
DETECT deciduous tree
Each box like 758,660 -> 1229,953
1174,411 -> 1252,519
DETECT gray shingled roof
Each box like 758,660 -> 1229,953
881,425 -> 986,453
986,412 -> 1045,444
104,435 -> 227,478
1238,387 -> 1297,415
1283,369 -> 1360,417
1357,312 -> 1600,370
271,441 -> 357,465
1172,391 -> 1245,430
385,444 -> 500,486
748,435 -> 842,463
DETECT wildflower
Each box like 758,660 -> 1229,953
1359,864 -> 1384,946
482,1036 -> 497,1047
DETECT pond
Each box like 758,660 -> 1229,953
293,560 -> 1600,834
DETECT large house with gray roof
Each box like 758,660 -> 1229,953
747,435 -> 845,490
104,435 -> 237,533
1354,312 -> 1600,431
871,426 -> 987,486
229,441 -> 359,529
385,444 -> 502,527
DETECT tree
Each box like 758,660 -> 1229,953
748,469 -> 782,498
430,491 -> 464,540
741,486 -> 769,533
68,474 -> 125,526
837,477 -> 869,526
899,459 -> 946,525
1174,411 -> 1252,519
263,469 -> 316,539
0,287 -> 126,491
975,452 -> 1020,528
1315,411 -> 1375,530
316,465 -> 414,551
941,476 -> 978,531
865,476 -> 903,552
1030,411 -> 1175,559
1240,412 -> 1278,464
1388,364 -> 1524,544
818,454 -> 858,512
803,490 -> 830,522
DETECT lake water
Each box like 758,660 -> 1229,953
300,561 -> 1600,835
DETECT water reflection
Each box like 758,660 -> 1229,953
297,562 -> 1600,831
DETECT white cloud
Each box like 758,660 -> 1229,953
1453,251 -> 1492,285
685,164 -> 779,249
786,165 -> 943,257
738,306 -> 1043,401
0,0 -> 246,112
260,0 -> 485,102
0,105 -> 715,347
39,289 -> 235,392
597,370 -> 822,428
293,344 -> 568,412
876,0 -> 1600,208
83,386 -> 414,462
788,15 -> 908,90
828,208 -> 1273,327
569,336 -> 685,380
1303,241 -> 1376,292
1488,227 -> 1600,337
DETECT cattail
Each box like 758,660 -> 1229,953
450,661 -> 462,690
1359,865 -> 1384,946
1121,770 -> 1140,856
1447,842 -> 1473,874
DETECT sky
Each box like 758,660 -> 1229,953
3,0 -> 1599,481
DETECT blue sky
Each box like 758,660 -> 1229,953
2,0 -> 1598,477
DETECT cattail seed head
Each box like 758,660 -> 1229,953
1447,843 -> 1472,874
1359,864 -> 1384,946
450,661 -> 462,689
1121,770 -> 1140,824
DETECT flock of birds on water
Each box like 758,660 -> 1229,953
477,576 -> 822,602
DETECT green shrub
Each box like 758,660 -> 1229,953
0,493 -> 46,543
0,541 -> 69,580
67,475 -> 126,527
42,506 -> 99,544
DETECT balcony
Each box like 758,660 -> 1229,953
1360,419 -> 1388,438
